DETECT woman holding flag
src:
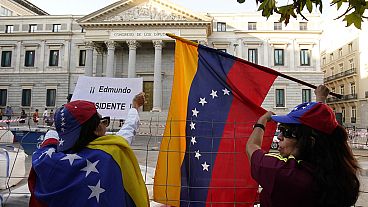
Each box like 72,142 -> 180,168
28,93 -> 149,207
247,85 -> 360,207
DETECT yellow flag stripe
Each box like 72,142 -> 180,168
153,40 -> 198,206
87,135 -> 149,207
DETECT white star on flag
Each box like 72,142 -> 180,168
59,139 -> 64,146
39,148 -> 55,159
192,108 -> 199,117
201,162 -> 210,171
293,107 -> 298,111
60,153 -> 82,166
222,88 -> 230,95
44,148 -> 55,158
191,137 -> 197,145
88,180 -> 105,203
190,122 -> 196,130
302,107 -> 306,109
199,98 -> 207,106
195,150 -> 201,160
81,160 -> 99,177
210,90 -> 218,99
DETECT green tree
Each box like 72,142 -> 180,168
237,0 -> 368,29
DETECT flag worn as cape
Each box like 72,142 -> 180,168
153,38 -> 277,206
29,135 -> 148,207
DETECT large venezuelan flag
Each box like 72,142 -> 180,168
153,37 -> 278,206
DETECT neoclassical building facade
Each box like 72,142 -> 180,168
321,36 -> 368,128
0,0 -> 324,118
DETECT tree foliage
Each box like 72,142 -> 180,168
237,0 -> 368,29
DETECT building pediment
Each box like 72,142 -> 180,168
78,0 -> 212,26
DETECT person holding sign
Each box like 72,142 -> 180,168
28,93 -> 149,207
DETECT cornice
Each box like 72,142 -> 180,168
80,21 -> 211,28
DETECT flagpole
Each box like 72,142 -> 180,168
166,33 -> 342,99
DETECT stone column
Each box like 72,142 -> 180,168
105,41 -> 116,78
84,41 -> 94,76
152,40 -> 163,112
127,40 -> 139,78
95,45 -> 104,77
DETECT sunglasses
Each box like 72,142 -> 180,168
278,125 -> 297,139
100,116 -> 110,127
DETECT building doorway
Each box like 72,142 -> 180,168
143,81 -> 153,111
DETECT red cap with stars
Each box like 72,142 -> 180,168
271,102 -> 338,135
54,100 -> 96,151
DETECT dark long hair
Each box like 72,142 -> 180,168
287,124 -> 360,206
69,113 -> 100,152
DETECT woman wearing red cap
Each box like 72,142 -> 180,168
247,85 -> 360,207
28,93 -> 149,207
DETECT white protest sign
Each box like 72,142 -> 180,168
71,76 -> 143,119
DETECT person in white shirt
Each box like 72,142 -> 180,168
42,108 -> 49,125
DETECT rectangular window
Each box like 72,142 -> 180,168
276,89 -> 285,107
46,89 -> 56,106
348,43 -> 353,52
1,51 -> 12,67
350,82 -> 356,94
248,22 -> 257,30
352,107 -> 356,118
339,48 -> 343,57
0,89 -> 7,106
342,107 -> 345,122
330,53 -> 334,61
340,85 -> 344,95
248,49 -> 258,64
52,24 -> 61,32
322,57 -> 326,65
25,50 -> 35,67
349,59 -> 354,69
29,24 -> 37,33
331,87 -> 335,93
5,25 -> 14,33
299,22 -> 308,30
79,50 -> 86,66
22,89 -> 31,106
350,107 -> 356,123
49,50 -> 59,66
274,49 -> 284,66
300,49 -> 310,66
339,63 -> 344,72
302,89 -> 311,103
216,22 -> 226,32
81,28 -> 85,33
274,22 -> 282,30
